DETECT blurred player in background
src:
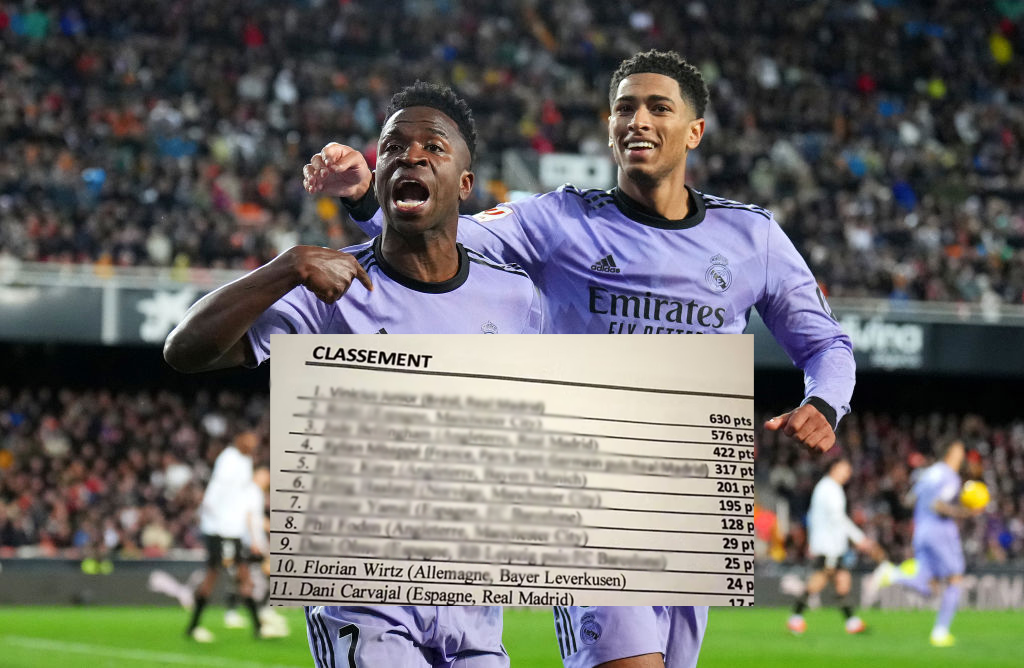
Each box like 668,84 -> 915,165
307,49 -> 855,668
166,82 -> 539,666
224,466 -> 289,637
873,439 -> 983,647
185,430 -> 263,642
787,457 -> 885,636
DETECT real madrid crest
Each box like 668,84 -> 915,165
481,321 -> 498,334
705,253 -> 732,293
579,612 -> 603,644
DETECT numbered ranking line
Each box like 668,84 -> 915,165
269,335 -> 755,606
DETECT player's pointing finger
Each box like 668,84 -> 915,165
354,263 -> 374,292
764,413 -> 789,431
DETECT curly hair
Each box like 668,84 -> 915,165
609,50 -> 710,119
384,81 -> 477,164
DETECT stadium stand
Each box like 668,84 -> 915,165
0,385 -> 269,559
1,382 -> 1020,570
0,0 -> 1022,303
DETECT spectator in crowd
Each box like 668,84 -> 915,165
0,1 -> 1022,303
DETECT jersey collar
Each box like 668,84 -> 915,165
610,185 -> 706,230
372,236 -> 470,294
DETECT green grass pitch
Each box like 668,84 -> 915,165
0,606 -> 1020,667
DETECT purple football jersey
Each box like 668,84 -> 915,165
349,184 -> 856,668
555,605 -> 707,668
307,605 -> 507,668
247,237 -> 542,365
911,462 -> 964,574
352,186 -> 854,424
913,463 -> 961,529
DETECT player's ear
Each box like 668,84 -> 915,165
371,169 -> 383,205
686,118 -> 705,150
459,169 -> 475,201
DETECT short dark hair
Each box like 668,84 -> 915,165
609,50 -> 709,118
384,81 -> 477,164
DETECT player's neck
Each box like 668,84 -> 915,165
616,172 -> 691,220
380,226 -> 460,283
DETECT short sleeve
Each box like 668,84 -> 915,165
246,287 -> 332,366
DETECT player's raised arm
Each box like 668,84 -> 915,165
303,142 -> 386,237
163,246 -> 372,373
759,218 -> 856,453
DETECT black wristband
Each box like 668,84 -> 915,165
340,182 -> 380,222
802,396 -> 838,431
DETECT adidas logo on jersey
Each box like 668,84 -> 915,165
590,254 -> 621,273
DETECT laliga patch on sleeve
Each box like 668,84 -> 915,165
472,205 -> 514,222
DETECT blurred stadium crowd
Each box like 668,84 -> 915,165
0,386 -> 269,559
0,384 -> 1021,569
1,0 -> 1023,302
757,410 -> 1024,568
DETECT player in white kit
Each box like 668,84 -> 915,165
225,467 -> 290,637
787,457 -> 883,635
185,430 -> 263,641
306,49 -> 856,668
166,83 -> 539,666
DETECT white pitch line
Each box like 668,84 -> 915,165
3,636 -> 307,668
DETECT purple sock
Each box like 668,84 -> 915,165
935,584 -> 961,631
894,570 -> 932,597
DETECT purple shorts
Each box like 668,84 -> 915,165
554,606 -> 708,668
306,606 -> 508,668
913,536 -> 965,580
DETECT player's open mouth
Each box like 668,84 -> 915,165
392,179 -> 430,213
623,139 -> 656,157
